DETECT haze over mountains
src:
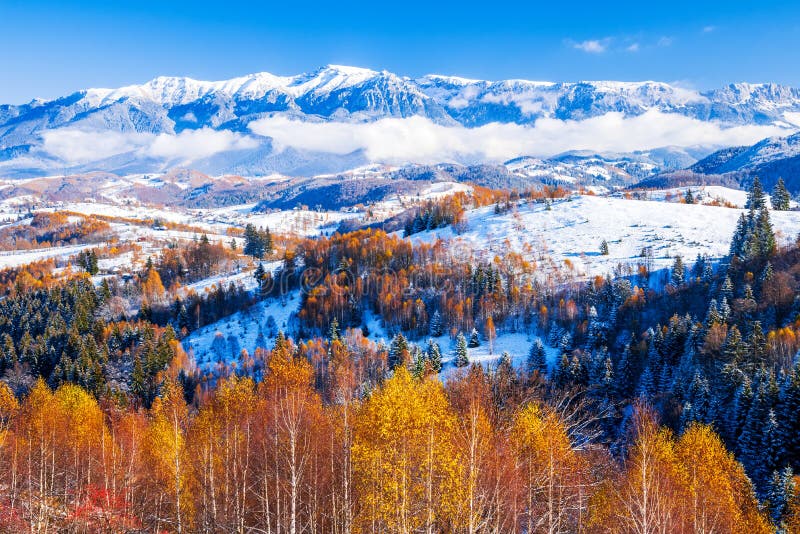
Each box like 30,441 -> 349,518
1,64 -> 800,178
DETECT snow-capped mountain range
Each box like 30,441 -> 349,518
2,65 -> 800,178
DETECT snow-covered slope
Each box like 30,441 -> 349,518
408,191 -> 800,279
690,131 -> 800,192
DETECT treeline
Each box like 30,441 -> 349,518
0,347 -> 782,533
401,186 -> 572,237
153,235 -> 237,289
403,195 -> 468,236
0,275 -> 184,399
0,212 -> 111,250
293,228 -> 544,339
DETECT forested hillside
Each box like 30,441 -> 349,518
0,179 -> 800,532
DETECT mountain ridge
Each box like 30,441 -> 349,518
2,65 -> 800,178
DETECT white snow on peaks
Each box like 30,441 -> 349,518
83,65 -> 386,107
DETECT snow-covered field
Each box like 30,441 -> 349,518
0,243 -> 102,269
409,192 -> 800,278
183,291 -> 301,372
182,290 -> 556,375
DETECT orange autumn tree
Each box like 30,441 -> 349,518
141,267 -> 166,305
447,365 -> 506,533
189,375 -> 259,532
256,333 -> 330,534
143,379 -> 193,533
353,367 -> 464,533
591,407 -> 772,534
675,423 -> 771,534
591,406 -> 685,533
511,401 -> 588,534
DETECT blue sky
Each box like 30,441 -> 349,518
1,0 -> 799,103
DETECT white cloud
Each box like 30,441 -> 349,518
658,36 -> 674,47
147,128 -> 258,161
249,113 -> 790,165
42,127 -> 259,165
626,43 -> 640,52
703,25 -> 716,33
42,129 -> 150,163
572,39 -> 610,54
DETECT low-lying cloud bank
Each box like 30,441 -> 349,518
42,127 -> 259,165
40,112 -> 791,168
250,112 -> 790,164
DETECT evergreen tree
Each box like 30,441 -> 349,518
429,310 -> 444,337
723,325 -> 746,365
772,177 -> 791,211
454,332 -> 470,367
684,188 -> 695,204
670,255 -> 685,286
525,338 -> 548,378
411,347 -> 426,379
779,365 -> 800,468
552,353 -> 571,389
720,275 -> 734,301
254,262 -> 267,292
614,344 -> 635,398
468,328 -> 481,348
746,176 -> 766,211
77,250 -> 99,275
426,339 -> 442,373
747,321 -> 767,368
730,213 -> 749,258
692,254 -> 706,280
388,333 -> 410,369
637,364 -> 656,398
131,355 -> 145,399
763,409 -> 782,480
755,207 -> 777,258
599,239 -> 609,255
243,224 -> 273,259
767,466 -> 795,526
243,224 -> 264,258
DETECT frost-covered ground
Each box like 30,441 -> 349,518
183,292 -> 556,376
0,243 -> 101,268
183,291 -> 301,372
409,191 -> 800,278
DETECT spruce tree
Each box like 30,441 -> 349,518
779,365 -> 800,467
746,176 -> 766,211
429,310 -> 444,337
772,177 -> 791,211
599,239 -> 609,255
411,347 -> 426,378
637,364 -> 656,398
388,333 -> 410,369
755,207 -> 777,258
767,466 -> 795,526
615,344 -> 634,398
671,255 -> 685,286
552,353 -> 571,389
525,339 -> 548,378
426,339 -> 443,373
468,328 -> 481,348
454,332 -> 470,367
